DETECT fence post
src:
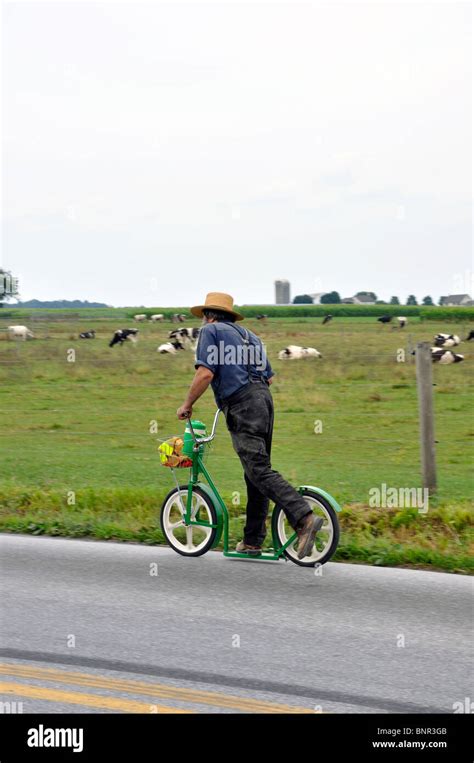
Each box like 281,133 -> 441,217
415,341 -> 437,493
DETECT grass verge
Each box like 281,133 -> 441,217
1,485 -> 472,574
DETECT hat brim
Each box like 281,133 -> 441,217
190,304 -> 245,321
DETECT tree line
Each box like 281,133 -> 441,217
293,291 -> 435,305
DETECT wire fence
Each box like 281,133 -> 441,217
1,321 -> 471,493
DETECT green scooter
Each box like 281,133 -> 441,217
159,409 -> 340,567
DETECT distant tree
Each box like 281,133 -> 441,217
0,268 -> 19,306
422,295 -> 434,306
406,294 -> 418,305
375,300 -> 386,305
389,296 -> 400,305
438,296 -> 446,306
354,291 -> 377,301
320,291 -> 341,304
293,294 -> 313,304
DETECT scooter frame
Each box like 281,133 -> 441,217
165,409 -> 341,562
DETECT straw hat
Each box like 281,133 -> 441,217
190,292 -> 244,321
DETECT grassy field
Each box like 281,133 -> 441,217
0,309 -> 472,572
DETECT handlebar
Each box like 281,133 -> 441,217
186,409 -> 221,447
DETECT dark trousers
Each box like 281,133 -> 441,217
222,381 -> 310,546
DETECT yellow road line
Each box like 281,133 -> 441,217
0,681 -> 193,713
0,663 -> 313,713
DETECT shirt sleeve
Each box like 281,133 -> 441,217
194,324 -> 217,374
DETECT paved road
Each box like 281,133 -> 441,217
0,534 -> 472,713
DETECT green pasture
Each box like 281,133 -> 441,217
0,309 -> 472,572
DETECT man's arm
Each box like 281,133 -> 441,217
264,346 -> 275,383
177,365 -> 214,419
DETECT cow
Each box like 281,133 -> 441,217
109,329 -> 139,347
7,325 -> 35,341
466,330 -> 474,341
397,316 -> 407,328
79,331 -> 96,339
411,347 -> 464,364
150,314 -> 164,322
171,313 -> 187,323
377,315 -> 392,325
434,333 -> 460,348
169,327 -> 199,341
168,327 -> 200,351
133,314 -> 147,322
158,341 -> 185,354
322,314 -> 333,325
431,349 -> 464,364
278,345 -> 322,360
255,314 -> 267,324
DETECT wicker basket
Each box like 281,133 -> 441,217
158,437 -> 193,468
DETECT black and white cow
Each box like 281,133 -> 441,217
377,315 -> 393,324
431,348 -> 464,364
169,327 -> 200,343
158,341 -> 185,354
397,316 -> 407,328
434,333 -> 460,348
466,330 -> 474,341
171,313 -> 187,323
322,314 -> 333,325
278,345 -> 321,360
167,327 -> 200,351
109,328 -> 139,347
411,347 -> 464,364
255,314 -> 267,323
79,330 -> 96,339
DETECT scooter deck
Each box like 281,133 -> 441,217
223,549 -> 283,561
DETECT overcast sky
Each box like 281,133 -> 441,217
2,1 -> 472,306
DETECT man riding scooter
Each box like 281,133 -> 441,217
176,291 -> 323,559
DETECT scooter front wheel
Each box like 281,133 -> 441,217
272,489 -> 340,567
160,485 -> 218,557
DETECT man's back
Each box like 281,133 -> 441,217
195,320 -> 273,406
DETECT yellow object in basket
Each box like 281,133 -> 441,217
158,437 -> 192,468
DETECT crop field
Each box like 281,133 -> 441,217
0,309 -> 472,572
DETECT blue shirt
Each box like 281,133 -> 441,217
195,320 -> 274,406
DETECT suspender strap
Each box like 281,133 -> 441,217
217,322 -> 252,382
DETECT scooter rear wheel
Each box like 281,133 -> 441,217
272,489 -> 340,567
